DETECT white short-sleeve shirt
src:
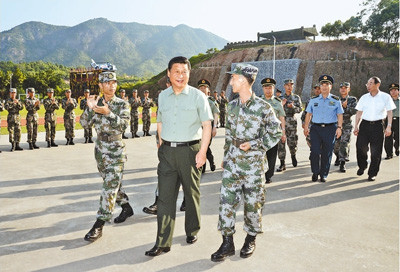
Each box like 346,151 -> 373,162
355,91 -> 396,121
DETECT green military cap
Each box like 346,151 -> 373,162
132,89 -> 138,93
284,79 -> 294,85
340,82 -> 350,88
84,89 -> 90,93
47,88 -> 54,93
144,90 -> 149,93
313,83 -> 320,88
198,79 -> 211,88
227,63 -> 258,80
9,88 -> 17,93
389,83 -> 399,90
319,74 -> 334,85
99,71 -> 117,83
65,89 -> 72,93
26,87 -> 35,93
261,78 -> 276,86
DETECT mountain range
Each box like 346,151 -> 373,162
0,18 -> 228,76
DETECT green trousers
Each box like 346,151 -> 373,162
156,142 -> 202,247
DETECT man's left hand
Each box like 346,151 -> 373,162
195,151 -> 207,169
336,128 -> 342,138
385,126 -> 392,137
93,102 -> 111,115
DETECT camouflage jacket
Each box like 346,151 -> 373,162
129,97 -> 142,114
43,98 -> 60,113
219,96 -> 228,112
61,98 -> 77,119
282,92 -> 302,117
24,96 -> 40,115
80,95 -> 130,163
5,98 -> 23,115
80,98 -> 88,111
340,95 -> 357,122
141,98 -> 154,112
208,97 -> 220,115
223,92 -> 282,173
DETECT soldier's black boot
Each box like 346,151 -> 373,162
51,140 -> 58,147
84,219 -> 105,242
291,155 -> 297,167
29,143 -> 34,150
10,142 -> 15,152
146,131 -> 151,136
180,198 -> 186,212
88,137 -> 93,143
276,160 -> 286,172
334,156 -> 340,166
135,134 -> 140,138
132,133 -> 135,138
84,137 -> 88,143
15,143 -> 23,151
69,138 -> 75,145
211,235 -> 235,262
114,203 -> 134,223
240,234 -> 256,258
340,161 -> 346,173
66,138 -> 70,145
143,196 -> 158,215
122,134 -> 128,139
47,141 -> 51,148
32,142 -> 39,149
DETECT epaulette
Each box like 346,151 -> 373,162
331,95 -> 339,100
311,95 -> 319,99
274,96 -> 281,102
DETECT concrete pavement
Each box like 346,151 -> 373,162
0,122 -> 398,272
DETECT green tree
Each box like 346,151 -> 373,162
321,23 -> 334,39
343,16 -> 363,36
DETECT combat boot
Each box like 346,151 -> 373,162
145,131 -> 152,136
32,142 -> 39,149
84,219 -> 105,242
211,235 -> 235,262
122,134 -> 128,139
29,143 -> 34,150
340,161 -> 346,173
334,156 -> 340,166
10,142 -> 15,152
66,138 -> 70,145
69,138 -> 75,145
135,134 -> 140,138
276,160 -> 286,172
51,140 -> 58,147
84,137 -> 88,143
15,143 -> 23,151
88,137 -> 93,143
143,196 -> 158,215
291,155 -> 297,167
114,203 -> 134,223
47,141 -> 51,148
240,234 -> 256,258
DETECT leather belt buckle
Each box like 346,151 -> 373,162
171,142 -> 177,147
321,124 -> 326,127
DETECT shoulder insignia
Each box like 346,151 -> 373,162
311,95 -> 319,99
331,95 -> 339,100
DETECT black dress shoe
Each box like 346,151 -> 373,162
334,157 -> 340,166
320,176 -> 327,183
312,174 -> 318,182
291,155 -> 297,167
114,203 -> 133,223
211,235 -> 235,262
368,176 -> 376,181
210,164 -> 216,171
276,163 -> 286,172
357,168 -> 365,176
145,245 -> 170,257
143,199 -> 157,215
84,219 -> 105,242
339,161 -> 346,172
180,199 -> 186,212
186,235 -> 198,244
396,150 -> 399,156
265,177 -> 272,184
240,234 -> 256,258
385,155 -> 393,160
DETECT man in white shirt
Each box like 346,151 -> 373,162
353,76 -> 396,181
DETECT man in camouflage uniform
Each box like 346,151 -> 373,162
218,90 -> 228,127
276,79 -> 302,172
80,70 -> 133,242
211,64 -> 281,262
333,82 -> 357,172
80,89 -> 93,143
142,90 -> 154,136
5,88 -> 24,151
62,89 -> 77,145
212,91 -> 220,127
43,88 -> 59,147
301,84 -> 321,148
25,87 -> 41,149
129,89 -> 142,138
119,89 -> 129,139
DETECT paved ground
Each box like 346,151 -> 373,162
0,122 -> 398,272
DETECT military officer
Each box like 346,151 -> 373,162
80,69 -> 133,242
119,89 -> 129,139
198,79 -> 219,173
301,84 -> 321,148
218,91 -> 228,127
43,88 -> 59,147
142,90 -> 154,136
276,79 -> 302,172
261,78 -> 286,183
61,89 -> 77,145
5,88 -> 24,151
129,89 -> 142,138
24,87 -> 40,149
211,64 -> 281,262
384,83 -> 399,159
303,75 -> 343,182
333,82 -> 358,172
80,89 -> 94,143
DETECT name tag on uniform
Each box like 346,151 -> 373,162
314,103 -> 318,106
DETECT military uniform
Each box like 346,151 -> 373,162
80,89 -> 93,143
141,91 -> 154,136
384,83 -> 399,158
277,79 -> 302,170
43,89 -> 59,147
5,89 -> 24,151
129,90 -> 142,138
24,88 -> 40,149
218,94 -> 228,127
61,90 -> 77,145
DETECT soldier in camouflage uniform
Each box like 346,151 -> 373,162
61,89 -> 77,145
218,90 -> 228,127
276,79 -> 302,172
129,89 -> 142,138
81,70 -> 133,242
119,89 -> 129,139
43,88 -> 59,147
211,64 -> 281,262
5,88 -> 24,151
24,87 -> 40,149
142,90 -> 154,136
333,82 -> 357,172
80,89 -> 93,143
301,84 -> 321,148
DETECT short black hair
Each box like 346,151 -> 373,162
168,56 -> 191,71
371,76 -> 381,84
245,76 -> 255,86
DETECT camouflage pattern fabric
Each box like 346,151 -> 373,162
4,98 -> 23,143
334,96 -> 357,161
218,92 -> 281,236
25,96 -> 40,143
80,95 -> 130,221
219,96 -> 228,127
141,97 -> 154,132
62,97 -> 77,139
43,97 -> 60,141
129,97 -> 141,135
301,98 -> 312,147
80,98 -> 93,138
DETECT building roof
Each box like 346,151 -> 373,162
258,26 -> 318,42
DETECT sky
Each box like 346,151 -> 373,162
1,0 -> 366,43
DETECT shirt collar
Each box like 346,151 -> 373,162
167,85 -> 189,96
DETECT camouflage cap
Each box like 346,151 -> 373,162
84,89 -> 90,93
144,90 -> 149,93
389,83 -> 399,90
319,74 -> 334,85
261,78 -> 276,86
198,79 -> 211,88
9,88 -> 17,93
26,87 -> 35,93
227,63 -> 258,80
99,71 -> 117,83
132,89 -> 138,93
120,89 -> 125,93
284,79 -> 294,85
65,89 -> 72,93
340,82 -> 350,88
313,83 -> 320,89
47,88 -> 54,93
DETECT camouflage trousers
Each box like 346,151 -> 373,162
218,168 -> 266,236
334,123 -> 353,161
142,111 -> 151,132
83,127 -> 93,138
220,111 -> 226,127
64,117 -> 75,138
45,116 -> 57,141
278,116 -> 298,160
7,114 -> 21,143
95,149 -> 129,221
130,113 -> 139,135
26,113 -> 38,143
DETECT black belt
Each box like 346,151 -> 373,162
393,117 -> 398,120
163,139 -> 199,147
97,134 -> 122,142
313,123 -> 336,127
362,120 -> 383,124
